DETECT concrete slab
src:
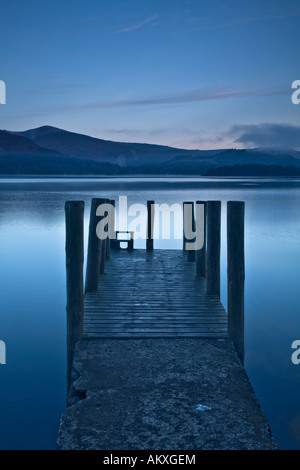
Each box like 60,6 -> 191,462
57,338 -> 277,450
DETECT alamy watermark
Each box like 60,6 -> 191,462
0,80 -> 6,104
0,340 -> 6,365
291,80 -> 300,105
291,340 -> 300,365
95,197 -> 204,250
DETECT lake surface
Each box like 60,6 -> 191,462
0,177 -> 299,449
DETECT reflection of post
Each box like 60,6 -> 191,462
146,200 -> 155,251
85,198 -> 105,292
206,201 -> 221,297
227,201 -> 245,364
196,201 -> 206,277
65,201 -> 84,392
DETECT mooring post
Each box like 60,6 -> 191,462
105,199 -> 111,259
183,201 -> 192,252
100,238 -> 106,274
206,201 -> 221,297
128,231 -> 134,251
99,198 -> 108,275
146,200 -> 155,251
196,201 -> 207,277
106,199 -> 115,259
187,201 -> 196,262
227,201 -> 245,364
111,199 -> 116,250
110,200 -> 117,250
65,201 -> 84,391
85,198 -> 106,292
183,202 -> 187,250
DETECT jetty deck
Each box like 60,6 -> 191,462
57,199 -> 277,450
57,337 -> 277,450
84,249 -> 228,339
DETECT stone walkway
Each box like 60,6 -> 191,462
57,338 -> 277,450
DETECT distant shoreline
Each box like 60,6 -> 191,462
1,174 -> 300,180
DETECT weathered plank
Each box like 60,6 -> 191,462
83,249 -> 228,339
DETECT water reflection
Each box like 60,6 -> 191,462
0,177 -> 299,449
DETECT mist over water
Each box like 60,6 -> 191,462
0,177 -> 299,449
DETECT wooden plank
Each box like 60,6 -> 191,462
83,249 -> 228,339
84,333 -> 228,338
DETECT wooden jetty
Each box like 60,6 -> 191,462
84,250 -> 228,339
65,199 -> 244,361
58,198 -> 277,450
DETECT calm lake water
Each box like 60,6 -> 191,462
0,177 -> 299,449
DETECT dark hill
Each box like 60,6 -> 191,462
0,129 -> 61,157
10,126 -> 222,167
1,125 -> 300,175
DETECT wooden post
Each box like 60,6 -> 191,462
111,199 -> 116,250
227,201 -> 245,364
65,201 -> 84,391
183,202 -> 188,251
196,201 -> 206,277
146,200 -> 155,251
206,201 -> 221,297
85,198 -> 106,292
99,239 -> 106,274
99,198 -> 108,275
187,201 -> 196,262
106,199 -> 115,259
128,234 -> 134,251
183,201 -> 194,252
105,199 -> 110,259
110,200 -> 117,250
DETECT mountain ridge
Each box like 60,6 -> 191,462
1,125 -> 300,175
8,125 -> 225,167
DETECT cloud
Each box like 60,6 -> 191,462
65,84 -> 287,111
229,123 -> 300,149
14,84 -> 290,120
175,4 -> 300,34
114,15 -> 159,34
102,85 -> 287,107
106,127 -> 197,136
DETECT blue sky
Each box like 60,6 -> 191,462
0,0 -> 299,149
